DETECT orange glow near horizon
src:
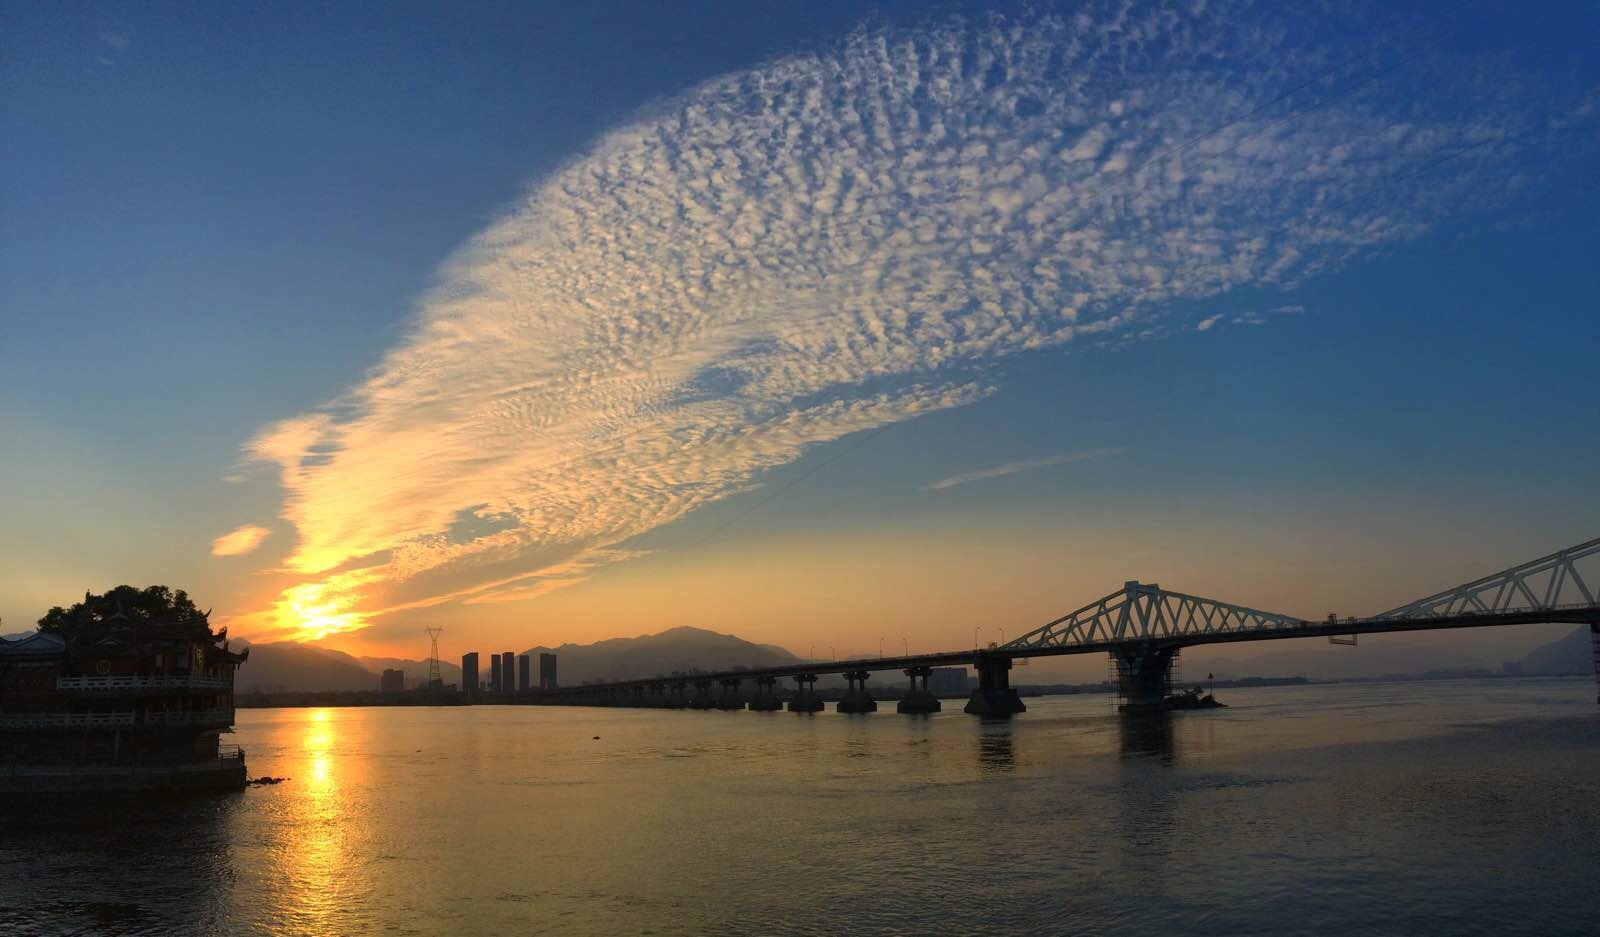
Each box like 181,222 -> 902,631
217,518 -> 1572,687
278,580 -> 368,643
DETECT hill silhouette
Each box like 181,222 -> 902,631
1517,625 -> 1594,675
521,626 -> 801,685
227,626 -> 800,692
231,640 -> 377,693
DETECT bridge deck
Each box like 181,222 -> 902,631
534,606 -> 1599,697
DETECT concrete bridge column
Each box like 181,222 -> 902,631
690,679 -> 717,710
964,655 -> 1025,716
749,675 -> 783,711
630,684 -> 647,707
1590,621 -> 1599,705
648,683 -> 667,708
897,665 -> 942,714
716,678 -> 746,710
788,673 -> 824,712
837,670 -> 878,714
1112,644 -> 1180,713
668,681 -> 689,709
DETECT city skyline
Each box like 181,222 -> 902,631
4,1 -> 1599,676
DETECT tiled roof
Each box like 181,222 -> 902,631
0,631 -> 67,658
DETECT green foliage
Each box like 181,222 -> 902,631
38,585 -> 208,635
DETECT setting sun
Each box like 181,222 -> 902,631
279,581 -> 366,643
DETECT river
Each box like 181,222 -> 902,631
3,676 -> 1598,935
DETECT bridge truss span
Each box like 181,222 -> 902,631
1371,536 -> 1599,622
1000,581 -> 1312,652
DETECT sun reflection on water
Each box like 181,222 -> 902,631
277,707 -> 356,934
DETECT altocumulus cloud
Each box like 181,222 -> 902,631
239,1 -> 1590,638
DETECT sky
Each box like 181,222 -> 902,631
3,0 -> 1598,679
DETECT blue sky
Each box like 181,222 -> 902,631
3,1 -> 1598,671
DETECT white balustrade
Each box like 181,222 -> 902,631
0,711 -> 135,729
143,710 -> 234,727
57,674 -> 231,691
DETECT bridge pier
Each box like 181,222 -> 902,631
666,681 -> 689,709
788,673 -> 825,712
897,665 -> 941,714
1112,644 -> 1179,713
1591,621 -> 1599,705
689,679 -> 717,710
716,677 -> 745,710
836,670 -> 877,714
964,655 -> 1025,716
748,675 -> 783,711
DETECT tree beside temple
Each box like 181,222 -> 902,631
38,585 -> 211,638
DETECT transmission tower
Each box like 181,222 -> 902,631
424,626 -> 444,690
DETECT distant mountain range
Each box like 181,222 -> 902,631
228,626 -> 800,693
1517,625 -> 1594,675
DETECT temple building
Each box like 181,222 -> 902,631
0,605 -> 249,793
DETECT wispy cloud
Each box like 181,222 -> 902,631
211,524 -> 272,557
99,30 -> 131,51
1195,314 -> 1224,332
924,448 -> 1125,492
235,2 -> 1586,640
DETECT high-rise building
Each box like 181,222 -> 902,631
501,653 -> 515,694
927,667 -> 972,695
518,654 -> 531,692
461,652 -> 479,696
489,654 -> 501,693
379,668 -> 405,693
539,652 -> 558,690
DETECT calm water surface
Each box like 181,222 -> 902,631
4,677 -> 1599,935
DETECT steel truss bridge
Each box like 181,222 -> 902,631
529,537 -> 1600,715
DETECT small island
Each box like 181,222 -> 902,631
1162,686 -> 1226,710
